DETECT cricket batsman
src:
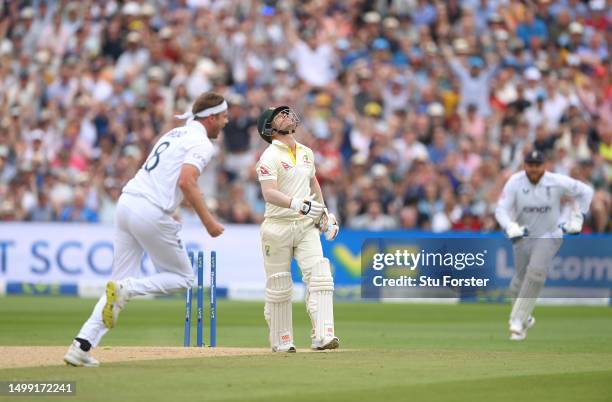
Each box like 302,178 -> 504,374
495,150 -> 594,340
255,106 -> 340,352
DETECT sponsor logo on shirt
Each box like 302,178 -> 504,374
167,128 -> 187,138
281,161 -> 292,170
259,165 -> 271,176
522,205 -> 552,213
302,155 -> 311,164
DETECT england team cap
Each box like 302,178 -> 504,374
524,149 -> 544,164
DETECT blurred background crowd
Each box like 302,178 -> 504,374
0,0 -> 610,232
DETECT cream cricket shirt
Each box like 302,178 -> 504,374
256,139 -> 316,220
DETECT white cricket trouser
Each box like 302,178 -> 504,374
509,237 -> 562,324
77,193 -> 194,347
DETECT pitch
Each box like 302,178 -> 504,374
0,297 -> 610,402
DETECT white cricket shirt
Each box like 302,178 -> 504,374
495,171 -> 594,237
123,120 -> 214,213
256,139 -> 316,220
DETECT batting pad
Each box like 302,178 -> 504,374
307,258 -> 335,342
264,272 -> 293,349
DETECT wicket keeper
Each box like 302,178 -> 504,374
495,150 -> 593,340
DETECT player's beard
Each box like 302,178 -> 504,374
272,109 -> 299,134
526,171 -> 544,184
525,163 -> 545,184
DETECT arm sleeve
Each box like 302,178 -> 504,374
256,154 -> 277,182
183,143 -> 213,173
485,63 -> 499,81
558,175 -> 594,214
448,58 -> 468,81
495,178 -> 516,230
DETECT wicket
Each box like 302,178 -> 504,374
210,251 -> 217,347
183,253 -> 194,347
184,250 -> 217,347
196,251 -> 203,347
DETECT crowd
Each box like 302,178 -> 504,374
0,0 -> 610,232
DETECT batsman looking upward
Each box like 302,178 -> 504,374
63,92 -> 227,367
256,106 -> 340,352
495,150 -> 593,341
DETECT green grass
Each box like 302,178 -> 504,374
0,297 -> 611,402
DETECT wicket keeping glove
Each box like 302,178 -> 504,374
559,209 -> 584,235
505,222 -> 528,241
290,197 -> 324,220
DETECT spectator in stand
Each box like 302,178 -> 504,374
0,1 -> 608,233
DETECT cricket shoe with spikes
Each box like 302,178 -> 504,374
527,315 -> 536,329
272,344 -> 296,353
311,336 -> 340,351
509,320 -> 527,341
63,340 -> 99,367
102,281 -> 129,329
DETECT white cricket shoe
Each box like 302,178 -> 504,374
311,336 -> 340,351
64,340 -> 99,367
527,315 -> 536,329
102,281 -> 129,329
509,320 -> 526,341
272,344 -> 296,353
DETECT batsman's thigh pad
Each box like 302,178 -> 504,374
307,258 -> 335,340
261,221 -> 294,275
295,225 -> 325,286
264,272 -> 294,348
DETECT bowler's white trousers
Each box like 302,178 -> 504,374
76,193 -> 194,347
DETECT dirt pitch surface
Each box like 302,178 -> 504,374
0,346 -> 272,369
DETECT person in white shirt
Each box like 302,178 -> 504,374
255,106 -> 340,352
288,30 -> 337,88
495,150 -> 593,341
64,92 -> 228,367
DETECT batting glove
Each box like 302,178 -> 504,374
316,209 -> 340,241
505,222 -> 528,241
290,197 -> 324,219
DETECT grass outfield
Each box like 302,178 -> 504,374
0,296 -> 611,402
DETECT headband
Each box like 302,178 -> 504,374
175,100 -> 228,121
